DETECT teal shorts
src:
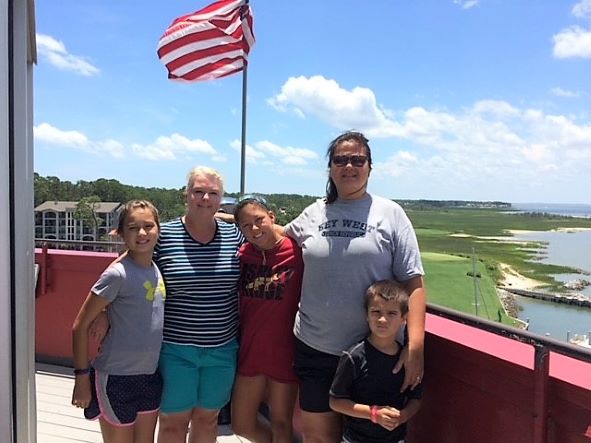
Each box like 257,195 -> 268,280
159,339 -> 238,413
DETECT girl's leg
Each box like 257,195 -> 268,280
132,410 -> 158,443
99,417 -> 134,443
188,407 -> 219,443
266,379 -> 298,443
157,410 -> 192,443
230,374 -> 272,443
300,410 -> 342,443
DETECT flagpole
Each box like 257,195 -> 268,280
240,64 -> 247,195
158,0 -> 254,194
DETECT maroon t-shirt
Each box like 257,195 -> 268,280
237,236 -> 303,383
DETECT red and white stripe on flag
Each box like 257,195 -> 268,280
157,0 -> 255,82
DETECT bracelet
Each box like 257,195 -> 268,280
370,405 -> 378,423
73,367 -> 90,376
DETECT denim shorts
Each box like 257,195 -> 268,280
85,368 -> 162,425
159,339 -> 238,413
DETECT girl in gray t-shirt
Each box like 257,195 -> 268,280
71,200 -> 165,442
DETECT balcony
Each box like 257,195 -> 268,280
35,364 -> 246,442
35,246 -> 591,443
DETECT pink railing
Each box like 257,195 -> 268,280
35,248 -> 591,443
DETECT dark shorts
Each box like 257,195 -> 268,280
85,368 -> 163,426
293,338 -> 340,413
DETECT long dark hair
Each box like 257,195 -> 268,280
325,131 -> 373,204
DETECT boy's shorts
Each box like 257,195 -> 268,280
293,338 -> 340,413
159,339 -> 238,413
85,368 -> 162,426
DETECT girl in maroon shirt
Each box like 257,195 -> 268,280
231,196 -> 303,443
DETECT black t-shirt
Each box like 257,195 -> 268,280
330,338 -> 423,443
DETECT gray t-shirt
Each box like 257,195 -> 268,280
91,256 -> 165,375
285,194 -> 423,355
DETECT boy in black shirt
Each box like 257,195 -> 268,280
329,280 -> 422,443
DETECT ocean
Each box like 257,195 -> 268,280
508,203 -> 591,342
512,202 -> 591,218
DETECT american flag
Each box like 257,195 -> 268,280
157,0 -> 255,82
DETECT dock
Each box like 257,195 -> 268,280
501,287 -> 591,308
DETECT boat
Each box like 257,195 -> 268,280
569,334 -> 591,349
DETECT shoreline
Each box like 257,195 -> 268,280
496,262 -> 591,328
497,263 -> 546,292
496,263 -> 546,324
507,227 -> 591,235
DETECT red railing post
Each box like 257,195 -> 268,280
533,344 -> 550,443
39,242 -> 49,297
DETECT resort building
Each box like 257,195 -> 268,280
34,201 -> 123,242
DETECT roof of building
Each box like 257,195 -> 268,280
34,201 -> 123,213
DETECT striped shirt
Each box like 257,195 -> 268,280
154,218 -> 244,347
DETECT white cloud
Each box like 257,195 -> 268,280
36,34 -> 100,76
268,76 -> 591,197
453,0 -> 479,10
373,151 -> 419,178
471,100 -> 520,118
270,76 -> 591,185
34,123 -> 124,158
572,0 -> 591,20
230,139 -> 266,163
552,26 -> 591,59
268,75 -> 404,138
550,87 -> 581,98
34,123 -> 227,162
423,107 -> 590,173
522,143 -> 555,165
230,138 -> 319,166
132,134 -> 218,161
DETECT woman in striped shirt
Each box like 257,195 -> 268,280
154,166 -> 244,443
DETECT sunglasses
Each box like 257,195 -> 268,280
332,155 -> 368,167
237,194 -> 270,209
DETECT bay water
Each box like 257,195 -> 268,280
508,203 -> 591,342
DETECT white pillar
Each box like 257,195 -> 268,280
13,0 -> 36,440
0,0 -> 36,441
0,0 -> 15,440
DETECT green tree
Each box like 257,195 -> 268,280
74,196 -> 103,241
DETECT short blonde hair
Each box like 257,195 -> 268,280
185,166 -> 224,194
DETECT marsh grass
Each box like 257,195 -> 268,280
409,208 -> 591,324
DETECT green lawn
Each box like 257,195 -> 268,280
422,252 -> 518,326
410,209 -> 591,291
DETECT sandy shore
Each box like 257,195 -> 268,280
505,229 -> 539,236
498,263 -> 546,291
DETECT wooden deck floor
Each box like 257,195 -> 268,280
35,364 -> 248,443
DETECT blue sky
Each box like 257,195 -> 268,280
35,0 -> 591,203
